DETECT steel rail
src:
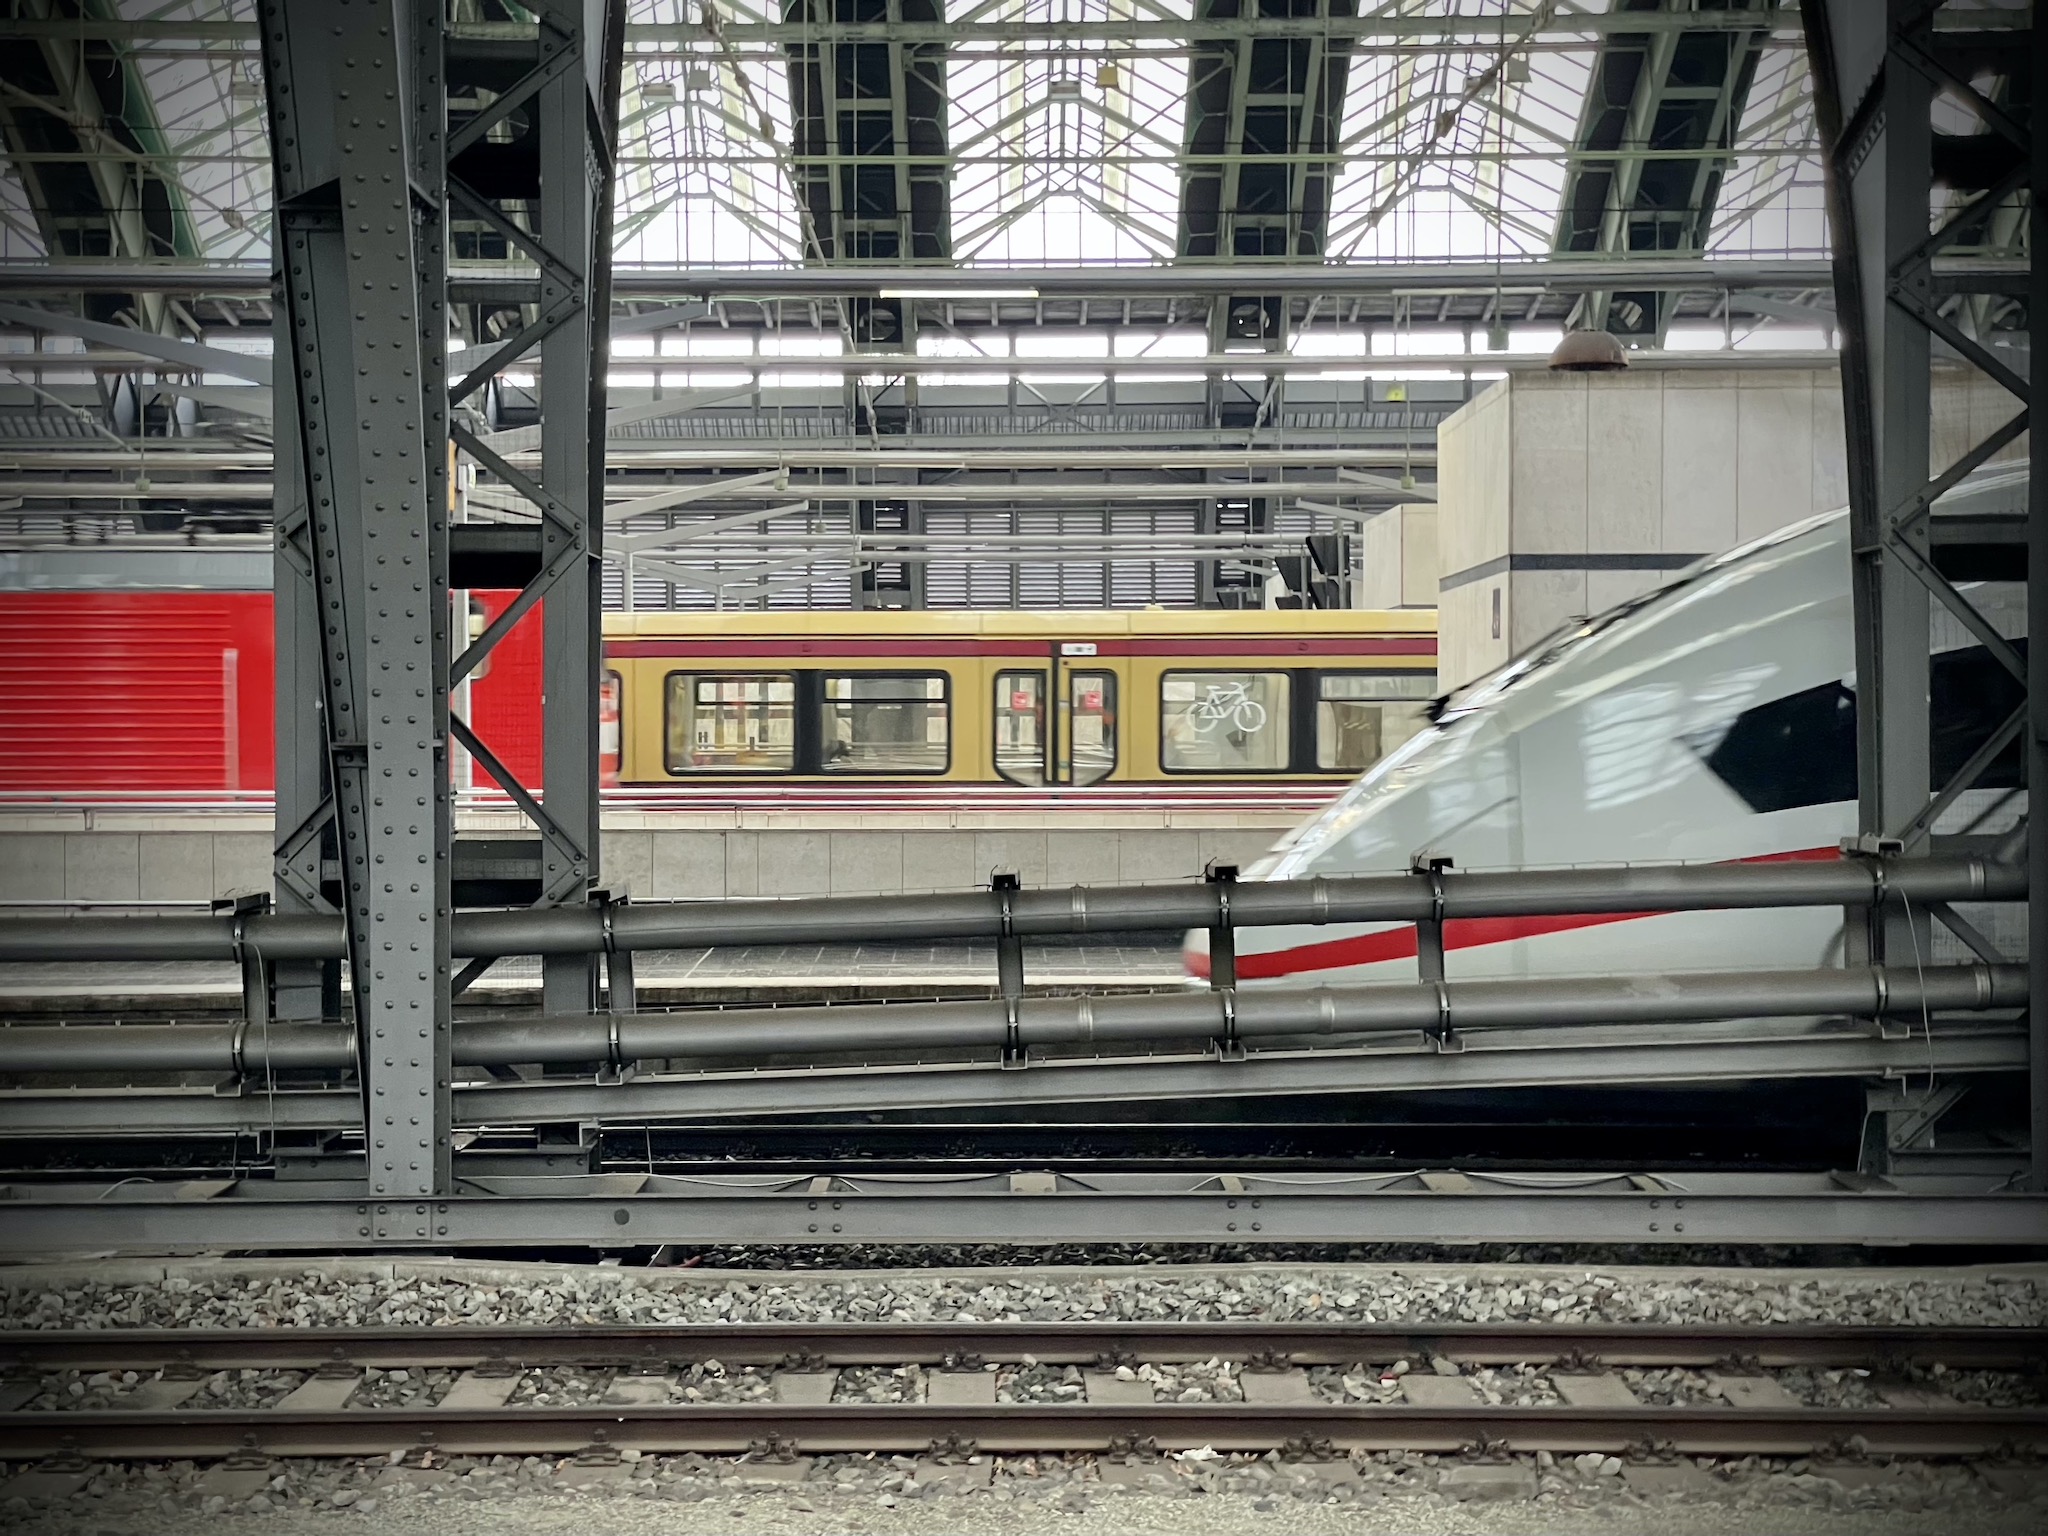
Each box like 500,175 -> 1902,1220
0,853 -> 2020,964
0,963 -> 2023,1073
2,1401 -> 2041,1459
3,1322 -> 2038,1372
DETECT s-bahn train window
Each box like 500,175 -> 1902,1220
994,671 -> 1047,786
820,673 -> 951,775
1160,671 -> 1290,773
1694,641 -> 2027,813
664,673 -> 796,773
1315,672 -> 1434,771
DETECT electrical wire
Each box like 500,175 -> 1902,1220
1901,890 -> 1937,1098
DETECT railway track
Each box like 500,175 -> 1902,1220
3,1321 -> 2043,1461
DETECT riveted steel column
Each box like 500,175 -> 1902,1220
270,324 -> 337,1023
536,0 -> 615,1015
262,0 -> 453,1202
1811,2 -> 1932,882
1808,0 -> 2036,1181
2031,9 -> 2046,1192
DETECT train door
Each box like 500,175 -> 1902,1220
993,643 -> 1118,787
1056,642 -> 1117,786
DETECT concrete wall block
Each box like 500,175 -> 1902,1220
1355,506 -> 1405,610
1585,567 -> 1665,614
1933,367 -> 2029,474
829,831 -> 905,896
1660,386 -> 1740,555
1437,577 -> 1505,692
600,831 -> 654,898
0,834 -> 65,901
1508,379 -> 1590,554
1045,830 -> 1121,888
210,834 -> 272,900
971,830 -> 1049,888
1809,377 -> 1849,512
649,831 -> 727,900
1401,504 -> 1440,607
63,833 -> 140,901
139,833 -> 219,902
723,832 -> 761,898
1585,376 -> 1662,552
902,832 -> 977,894
1358,504 -> 1441,611
1508,570 -> 1589,654
1116,830 -> 1204,886
756,832 -> 832,897
1736,384 -> 1818,541
1436,382 -> 1512,575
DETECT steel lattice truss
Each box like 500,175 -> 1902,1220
0,1 -> 1835,278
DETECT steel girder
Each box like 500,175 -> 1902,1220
4,1176 -> 2045,1250
0,255 -> 1862,298
0,14 -> 1812,46
1803,0 -> 2037,1183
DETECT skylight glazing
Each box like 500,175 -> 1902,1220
34,0 -> 1833,278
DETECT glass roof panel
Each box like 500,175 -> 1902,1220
118,0 -> 271,261
73,0 -> 1828,278
1327,7 -> 1596,262
948,0 -> 1188,266
1705,43 -> 1828,258
619,0 -> 805,269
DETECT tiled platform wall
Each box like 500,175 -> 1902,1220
0,819 -> 1296,904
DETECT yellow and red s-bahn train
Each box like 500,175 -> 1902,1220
0,557 -> 1437,802
600,609 -> 1436,792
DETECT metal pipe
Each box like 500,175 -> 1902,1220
0,964 -> 2022,1075
0,1022 -> 355,1074
0,855 -> 2021,964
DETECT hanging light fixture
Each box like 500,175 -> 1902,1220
1548,329 -> 1630,372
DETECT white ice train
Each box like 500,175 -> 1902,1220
1187,470 -> 2028,987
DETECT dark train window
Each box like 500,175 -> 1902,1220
1693,639 -> 2027,813
1695,681 -> 1858,813
819,673 -> 950,775
1932,638 -> 2027,790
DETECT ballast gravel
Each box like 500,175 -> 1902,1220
5,1447 -> 2048,1536
4,1256 -> 2042,1332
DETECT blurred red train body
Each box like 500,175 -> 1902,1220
0,587 -> 572,792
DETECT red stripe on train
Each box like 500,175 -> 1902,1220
1184,846 -> 1842,982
